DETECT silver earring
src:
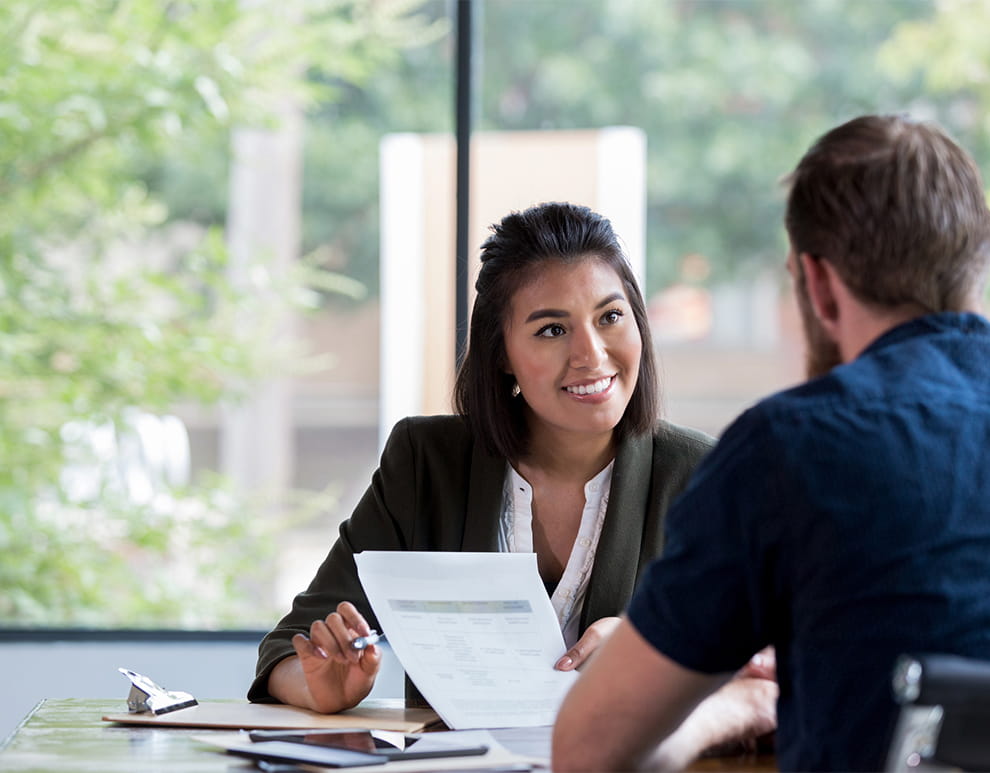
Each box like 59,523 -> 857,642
511,382 -> 521,398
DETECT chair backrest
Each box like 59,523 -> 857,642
886,653 -> 990,772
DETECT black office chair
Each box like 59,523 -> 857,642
886,653 -> 990,772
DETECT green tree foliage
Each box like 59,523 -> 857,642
298,1 -> 451,297
878,0 -> 990,176
0,0 -> 435,627
475,0 -> 946,289
279,0 -> 974,297
7,0 -> 985,626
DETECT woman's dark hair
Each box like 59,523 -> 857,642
453,201 -> 660,461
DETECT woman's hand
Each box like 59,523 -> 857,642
269,601 -> 382,714
554,616 -> 621,671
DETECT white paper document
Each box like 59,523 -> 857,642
355,551 -> 579,730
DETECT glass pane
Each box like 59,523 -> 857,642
0,0 -> 451,629
5,0 -> 989,631
472,0 -> 989,438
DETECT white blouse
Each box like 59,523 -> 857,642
497,461 -> 614,648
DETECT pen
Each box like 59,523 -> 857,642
350,630 -> 386,650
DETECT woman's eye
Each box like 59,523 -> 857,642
601,309 -> 623,325
536,323 -> 566,338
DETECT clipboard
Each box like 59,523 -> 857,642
102,698 -> 440,733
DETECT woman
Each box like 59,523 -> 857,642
249,201 -> 714,713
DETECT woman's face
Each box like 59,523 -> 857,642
503,257 -> 642,447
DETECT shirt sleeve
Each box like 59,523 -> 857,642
248,417 -> 419,702
627,406 -> 783,674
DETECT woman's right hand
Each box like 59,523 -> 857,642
271,601 -> 382,713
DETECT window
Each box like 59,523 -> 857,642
3,0 -> 985,630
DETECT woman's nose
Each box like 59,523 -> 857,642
569,326 -> 606,368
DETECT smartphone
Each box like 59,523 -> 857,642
227,739 -> 385,768
248,729 -> 489,761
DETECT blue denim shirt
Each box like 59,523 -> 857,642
629,312 -> 990,771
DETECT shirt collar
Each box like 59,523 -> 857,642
860,311 -> 990,359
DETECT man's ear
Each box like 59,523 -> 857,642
798,252 -> 841,335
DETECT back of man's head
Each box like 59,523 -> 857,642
785,114 -> 990,313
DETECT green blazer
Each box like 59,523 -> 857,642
249,414 -> 713,702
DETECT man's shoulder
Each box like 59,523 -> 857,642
738,360 -> 878,425
763,313 -> 990,417
711,313 -> 990,467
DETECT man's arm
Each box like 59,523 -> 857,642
552,618 -> 725,772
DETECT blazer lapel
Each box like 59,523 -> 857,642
461,440 -> 506,552
581,432 -> 652,628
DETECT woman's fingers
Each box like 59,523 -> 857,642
291,632 -> 336,676
291,632 -> 326,660
555,616 -> 622,670
336,601 -> 372,635
301,602 -> 376,665
324,614 -> 361,663
357,641 -> 383,675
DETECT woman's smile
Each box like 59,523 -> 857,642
564,375 -> 615,398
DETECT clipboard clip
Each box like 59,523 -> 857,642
118,667 -> 198,715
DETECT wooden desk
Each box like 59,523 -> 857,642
0,698 -> 548,772
0,698 -> 775,772
0,698 -> 298,772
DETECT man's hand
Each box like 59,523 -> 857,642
737,646 -> 776,681
553,619 -> 722,772
649,646 -> 777,766
649,674 -> 777,768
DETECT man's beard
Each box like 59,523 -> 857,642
794,274 -> 842,379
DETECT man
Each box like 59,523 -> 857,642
552,114 -> 990,772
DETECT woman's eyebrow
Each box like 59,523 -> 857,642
525,307 -> 568,323
523,293 -> 626,324
595,292 -> 625,308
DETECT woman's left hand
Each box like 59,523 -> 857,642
554,616 -> 621,671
